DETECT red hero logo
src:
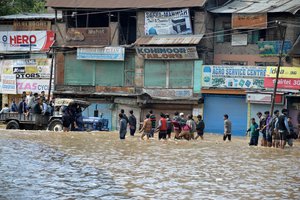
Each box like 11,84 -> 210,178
10,35 -> 37,45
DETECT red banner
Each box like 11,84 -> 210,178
264,77 -> 300,90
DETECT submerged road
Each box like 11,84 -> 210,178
0,130 -> 299,199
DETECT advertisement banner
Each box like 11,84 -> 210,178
202,65 -> 266,89
0,31 -> 55,52
0,58 -> 51,79
17,79 -> 53,94
136,46 -> 198,59
1,74 -> 17,94
66,28 -> 110,46
264,77 -> 300,90
232,13 -> 267,29
77,47 -> 125,61
265,66 -> 300,79
258,40 -> 292,56
145,9 -> 192,35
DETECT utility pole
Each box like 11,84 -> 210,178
270,21 -> 287,115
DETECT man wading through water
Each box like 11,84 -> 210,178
223,114 -> 232,141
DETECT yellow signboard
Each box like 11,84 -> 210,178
265,67 -> 300,79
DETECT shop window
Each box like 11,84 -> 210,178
216,22 -> 232,43
221,60 -> 248,65
248,30 -> 266,44
255,62 -> 277,66
67,11 -> 109,28
266,28 -> 281,41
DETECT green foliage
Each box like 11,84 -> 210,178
0,0 -> 46,16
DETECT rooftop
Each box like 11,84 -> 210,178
0,13 -> 62,20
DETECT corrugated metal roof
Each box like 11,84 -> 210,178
0,13 -> 62,20
46,0 -> 206,9
210,0 -> 300,15
135,35 -> 204,45
289,35 -> 300,56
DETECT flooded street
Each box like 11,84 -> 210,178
0,130 -> 299,200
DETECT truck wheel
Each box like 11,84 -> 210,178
48,119 -> 63,132
6,120 -> 20,129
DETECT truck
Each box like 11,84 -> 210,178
0,98 -> 109,131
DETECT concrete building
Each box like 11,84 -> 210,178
46,0 -> 219,130
0,13 -> 62,109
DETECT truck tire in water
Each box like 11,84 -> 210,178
6,120 -> 20,129
48,119 -> 63,132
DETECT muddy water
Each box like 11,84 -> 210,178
0,130 -> 299,200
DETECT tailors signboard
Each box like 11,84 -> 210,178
264,66 -> 300,90
13,21 -> 51,31
0,58 -> 52,79
202,65 -> 266,89
0,31 -> 54,52
145,8 -> 192,35
77,47 -> 125,61
136,46 -> 198,60
232,13 -> 267,29
65,28 -> 110,46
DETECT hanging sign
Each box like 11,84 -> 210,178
77,47 -> 125,61
0,31 -> 55,52
145,8 -> 192,35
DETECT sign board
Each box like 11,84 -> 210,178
1,74 -> 17,94
258,40 -> 292,56
0,58 -> 52,79
143,89 -> 193,98
77,47 -> 125,61
246,93 -> 283,104
13,21 -> 51,31
232,13 -> 267,29
17,79 -> 53,94
202,65 -> 266,89
264,77 -> 300,90
0,31 -> 54,52
265,66 -> 300,79
65,28 -> 110,46
136,46 -> 198,59
145,9 -> 192,35
232,34 -> 248,46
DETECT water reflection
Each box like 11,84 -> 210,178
0,130 -> 299,199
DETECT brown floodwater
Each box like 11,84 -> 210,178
0,130 -> 299,200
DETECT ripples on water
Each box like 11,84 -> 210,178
0,130 -> 299,200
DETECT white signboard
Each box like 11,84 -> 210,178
1,74 -> 17,94
17,79 -> 53,94
232,34 -> 248,46
77,47 -> 125,61
145,9 -> 192,35
0,58 -> 51,79
0,31 -> 55,52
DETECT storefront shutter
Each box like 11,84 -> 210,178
95,61 -> 124,86
169,60 -> 193,88
64,53 -> 94,85
144,60 -> 167,87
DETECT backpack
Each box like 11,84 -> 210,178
269,117 -> 277,134
182,124 -> 191,131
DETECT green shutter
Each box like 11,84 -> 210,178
124,54 -> 135,86
216,30 -> 224,43
144,60 -> 166,87
95,61 -> 124,86
64,53 -> 94,85
169,61 -> 193,88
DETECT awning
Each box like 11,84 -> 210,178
289,35 -> 300,56
210,0 -> 300,15
135,34 -> 204,45
0,13 -> 62,20
46,0 -> 206,9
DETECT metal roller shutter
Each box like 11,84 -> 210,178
204,95 -> 247,136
